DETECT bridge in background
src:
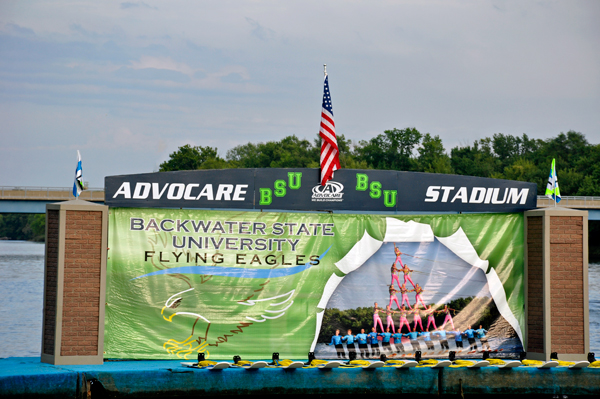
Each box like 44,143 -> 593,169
2,186 -> 600,219
535,196 -> 600,220
0,186 -> 104,214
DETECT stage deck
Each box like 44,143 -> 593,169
1,357 -> 599,397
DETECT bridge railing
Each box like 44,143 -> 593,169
537,195 -> 600,208
0,186 -> 105,202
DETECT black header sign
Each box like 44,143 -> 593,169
105,168 -> 537,213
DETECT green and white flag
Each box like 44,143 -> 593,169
545,158 -> 561,203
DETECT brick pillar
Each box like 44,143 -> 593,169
524,207 -> 589,361
41,199 -> 108,365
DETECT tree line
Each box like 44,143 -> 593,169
0,214 -> 45,241
5,128 -> 600,247
160,128 -> 600,196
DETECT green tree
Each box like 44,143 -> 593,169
227,135 -> 316,168
416,133 -> 453,173
577,175 -> 600,196
543,131 -> 590,165
354,127 -> 422,170
159,145 -> 223,171
226,143 -> 262,168
574,144 -> 600,196
527,131 -> 589,177
555,168 -> 584,196
491,133 -> 541,169
29,214 -> 46,241
450,138 -> 499,177
311,134 -> 368,169
500,158 -> 542,183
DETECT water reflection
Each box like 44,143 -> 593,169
0,241 -> 45,358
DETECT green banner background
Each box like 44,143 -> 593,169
105,208 -> 523,359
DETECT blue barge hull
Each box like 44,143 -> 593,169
1,357 -> 599,397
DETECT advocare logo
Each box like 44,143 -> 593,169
311,181 -> 344,202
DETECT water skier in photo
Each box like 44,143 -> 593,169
475,325 -> 491,350
425,305 -> 438,331
419,330 -> 435,352
393,244 -> 415,288
390,262 -> 402,289
413,283 -> 427,308
380,327 -> 393,353
356,329 -> 369,358
385,305 -> 397,333
368,327 -> 381,357
393,244 -> 404,267
388,285 -> 401,310
373,302 -> 384,332
411,305 -> 424,331
391,330 -> 405,354
398,305 -> 412,332
464,325 -> 478,352
449,329 -> 464,351
328,329 -> 345,358
438,304 -> 456,330
404,328 -> 421,351
399,283 -> 414,308
433,328 -> 450,351
342,329 -> 357,358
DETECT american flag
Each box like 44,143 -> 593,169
319,73 -> 341,185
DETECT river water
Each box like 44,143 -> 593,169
1,240 -> 599,359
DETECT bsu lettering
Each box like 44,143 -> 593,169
355,173 -> 397,207
259,172 -> 302,205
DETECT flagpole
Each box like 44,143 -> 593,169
321,63 -> 326,184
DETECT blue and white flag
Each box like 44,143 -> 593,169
73,150 -> 84,198
545,158 -> 561,203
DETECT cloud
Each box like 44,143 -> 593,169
123,56 -> 262,93
120,2 -> 157,10
69,24 -> 101,39
129,56 -> 196,76
245,18 -> 276,42
114,66 -> 191,83
4,23 -> 36,37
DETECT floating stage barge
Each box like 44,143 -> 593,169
9,170 -> 591,397
1,357 -> 599,397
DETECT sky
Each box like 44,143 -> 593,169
1,0 -> 599,189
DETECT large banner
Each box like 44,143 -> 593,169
105,208 -> 524,359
